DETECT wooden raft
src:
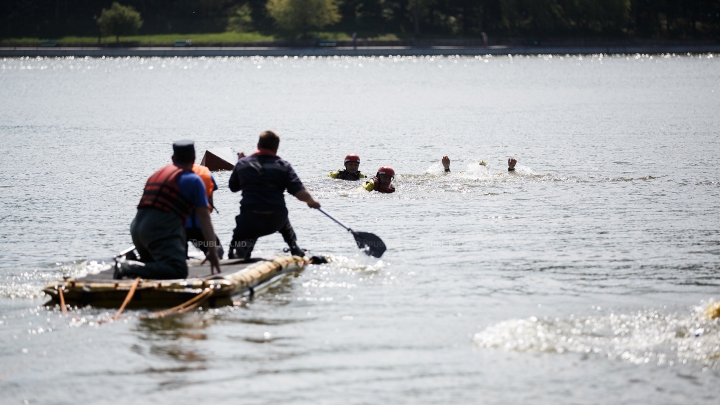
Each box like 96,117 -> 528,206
42,255 -> 308,309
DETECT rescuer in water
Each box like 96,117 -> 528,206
228,131 -> 321,260
363,166 -> 396,193
329,154 -> 366,181
441,156 -> 516,172
185,163 -> 224,259
115,140 -> 221,279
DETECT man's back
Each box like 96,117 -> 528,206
229,154 -> 304,212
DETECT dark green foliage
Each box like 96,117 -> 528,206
226,2 -> 254,32
2,0 -> 719,40
266,0 -> 341,34
97,2 -> 143,42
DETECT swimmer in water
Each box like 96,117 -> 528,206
363,166 -> 395,193
441,156 -> 515,172
329,154 -> 366,181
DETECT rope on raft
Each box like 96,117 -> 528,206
58,278 -> 215,324
140,288 -> 214,318
112,277 -> 141,321
57,285 -> 68,315
53,255 -> 308,321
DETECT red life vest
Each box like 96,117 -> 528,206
372,176 -> 395,193
137,164 -> 193,222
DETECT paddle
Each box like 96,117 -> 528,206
116,245 -> 136,259
317,208 -> 387,258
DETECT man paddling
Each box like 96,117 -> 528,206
228,131 -> 320,259
186,163 -> 224,259
329,154 -> 366,181
363,166 -> 396,193
116,140 -> 221,279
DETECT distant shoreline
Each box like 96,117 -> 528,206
2,44 -> 719,58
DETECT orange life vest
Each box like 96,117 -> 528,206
137,164 -> 193,222
192,163 -> 214,211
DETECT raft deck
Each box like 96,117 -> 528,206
43,255 -> 309,309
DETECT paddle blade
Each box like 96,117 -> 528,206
352,231 -> 387,258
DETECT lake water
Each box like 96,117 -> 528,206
1,54 -> 719,404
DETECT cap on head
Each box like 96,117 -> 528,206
377,166 -> 395,177
173,140 -> 195,163
345,154 -> 360,163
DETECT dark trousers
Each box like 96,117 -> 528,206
186,227 -> 224,259
229,210 -> 298,259
123,208 -> 188,280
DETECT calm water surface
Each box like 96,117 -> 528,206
1,54 -> 719,404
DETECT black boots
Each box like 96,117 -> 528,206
229,239 -> 305,259
229,239 -> 255,260
289,243 -> 305,257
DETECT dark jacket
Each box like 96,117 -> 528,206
229,153 -> 304,212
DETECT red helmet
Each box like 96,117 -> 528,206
344,154 -> 360,163
377,166 -> 395,177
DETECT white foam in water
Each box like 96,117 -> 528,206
462,161 -> 494,177
473,302 -> 720,369
0,259 -> 110,299
321,254 -> 386,273
424,160 -> 537,179
425,162 -> 448,175
424,160 -> 492,176
354,254 -> 386,272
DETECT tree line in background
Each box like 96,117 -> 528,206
2,0 -> 719,40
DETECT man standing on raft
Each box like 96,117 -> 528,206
329,154 -> 366,180
228,131 -> 321,260
116,140 -> 221,280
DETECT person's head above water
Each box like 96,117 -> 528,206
508,157 -> 517,171
376,166 -> 395,185
344,154 -> 360,174
172,140 -> 196,167
258,130 -> 280,153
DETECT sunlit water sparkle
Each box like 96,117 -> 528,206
1,54 -> 719,403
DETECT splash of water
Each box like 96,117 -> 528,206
474,302 -> 720,369
0,259 -> 109,299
